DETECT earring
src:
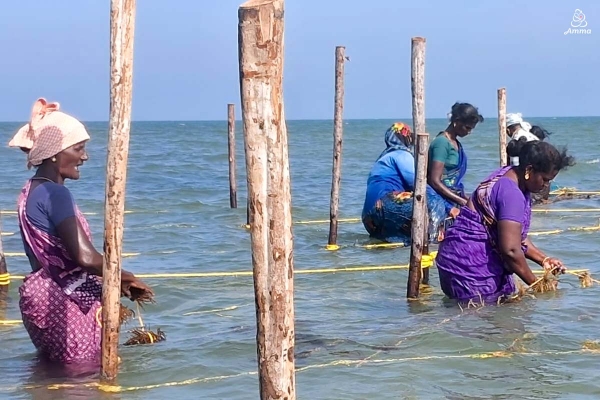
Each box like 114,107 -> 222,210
525,172 -> 530,180
51,157 -> 57,162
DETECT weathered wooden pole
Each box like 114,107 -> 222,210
228,103 -> 238,208
410,36 -> 429,285
101,0 -> 136,381
0,213 -> 8,294
407,133 -> 429,299
326,46 -> 346,251
238,1 -> 296,399
498,88 -> 507,167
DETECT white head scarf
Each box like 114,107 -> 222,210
506,113 -> 523,127
8,98 -> 90,169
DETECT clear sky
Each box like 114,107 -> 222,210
0,0 -> 597,121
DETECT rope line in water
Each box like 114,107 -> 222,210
347,223 -> 600,250
1,348 -> 596,393
3,219 -> 593,254
549,189 -> 600,195
295,209 -> 600,226
0,267 -> 590,285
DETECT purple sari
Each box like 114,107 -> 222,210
18,180 -> 103,363
435,167 -> 532,304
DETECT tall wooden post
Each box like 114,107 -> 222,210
228,104 -> 238,208
407,133 -> 429,299
327,46 -> 346,251
101,0 -> 136,380
411,37 -> 429,285
498,88 -> 507,167
238,1 -> 296,399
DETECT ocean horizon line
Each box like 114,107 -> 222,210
1,115 -> 598,124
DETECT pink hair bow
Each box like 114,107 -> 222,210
9,98 -> 60,150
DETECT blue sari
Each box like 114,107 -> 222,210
430,139 -> 468,214
362,123 -> 449,244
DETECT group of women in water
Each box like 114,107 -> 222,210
4,97 -> 575,367
361,102 -> 574,305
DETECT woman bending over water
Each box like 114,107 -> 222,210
435,140 -> 574,305
427,102 -> 484,214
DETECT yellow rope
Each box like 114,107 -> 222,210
3,266 -> 589,282
0,320 -> 22,326
3,348 -> 596,393
1,253 -> 438,281
566,270 -> 600,285
350,224 -> 599,250
356,242 -> 406,250
549,189 -> 600,195
529,224 -> 600,237
295,210 -> 600,225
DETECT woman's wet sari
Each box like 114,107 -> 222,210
17,180 -> 103,363
435,167 -> 532,305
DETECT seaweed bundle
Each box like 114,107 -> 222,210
119,304 -> 135,326
529,269 -> 559,294
122,292 -> 166,346
124,328 -> 166,346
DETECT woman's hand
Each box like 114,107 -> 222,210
121,271 -> 154,300
449,207 -> 460,219
542,257 -> 565,275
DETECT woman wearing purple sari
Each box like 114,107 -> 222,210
9,98 -> 153,364
435,140 -> 574,305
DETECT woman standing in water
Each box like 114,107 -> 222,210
435,140 -> 574,305
9,98 -> 153,364
427,102 -> 484,214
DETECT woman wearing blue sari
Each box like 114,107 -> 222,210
427,102 -> 484,214
362,122 -> 448,244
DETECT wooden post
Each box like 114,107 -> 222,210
101,0 -> 136,381
228,104 -> 238,208
327,46 -> 346,251
498,88 -> 507,167
411,38 -> 426,138
0,213 -> 8,295
407,133 -> 429,299
238,1 -> 296,399
411,37 -> 429,285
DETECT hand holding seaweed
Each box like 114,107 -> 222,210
121,271 -> 154,302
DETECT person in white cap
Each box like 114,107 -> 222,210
505,115 -> 555,204
505,113 -> 524,137
506,113 -> 539,142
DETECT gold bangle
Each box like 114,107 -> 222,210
0,281 -> 10,286
0,273 -> 9,279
